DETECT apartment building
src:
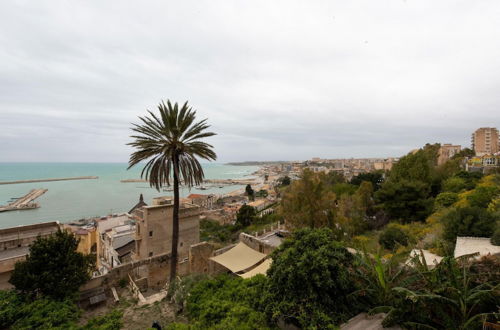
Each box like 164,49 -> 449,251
472,127 -> 499,156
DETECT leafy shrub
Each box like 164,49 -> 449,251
0,291 -> 80,330
467,185 -> 500,208
491,224 -> 500,246
263,228 -> 359,328
118,278 -> 128,289
442,207 -> 496,242
200,219 -> 238,243
80,310 -> 123,330
442,176 -> 468,193
435,192 -> 458,208
378,225 -> 409,250
383,256 -> 499,329
186,275 -> 269,329
169,274 -> 209,314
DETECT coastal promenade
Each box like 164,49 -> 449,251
0,176 -> 98,185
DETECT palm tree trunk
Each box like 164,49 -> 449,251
169,155 -> 180,283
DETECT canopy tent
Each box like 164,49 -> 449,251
210,242 -> 267,273
239,258 -> 272,279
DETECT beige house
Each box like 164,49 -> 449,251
437,144 -> 461,165
0,222 -> 60,289
132,197 -> 201,260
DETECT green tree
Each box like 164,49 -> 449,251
378,225 -> 409,250
280,169 -> 336,229
255,189 -> 268,198
467,185 -> 500,208
491,225 -> 500,246
331,182 -> 357,197
245,184 -> 255,200
278,176 -> 291,186
128,100 -> 216,282
389,148 -> 435,184
236,204 -> 257,227
435,191 -> 459,208
375,179 -> 434,223
9,230 -> 94,300
442,207 -> 496,242
320,171 -> 346,186
442,176 -> 468,193
264,228 -> 359,327
451,147 -> 475,159
350,171 -> 384,190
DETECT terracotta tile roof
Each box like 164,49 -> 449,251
187,193 -> 209,199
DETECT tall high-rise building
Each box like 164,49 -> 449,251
471,127 -> 499,156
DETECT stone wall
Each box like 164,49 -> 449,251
81,252 -> 171,293
0,221 -> 59,250
239,232 -> 277,255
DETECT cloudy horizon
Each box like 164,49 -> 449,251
1,1 -> 499,163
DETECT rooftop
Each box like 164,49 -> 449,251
454,237 -> 500,258
0,246 -> 30,261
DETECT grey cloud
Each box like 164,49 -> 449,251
0,0 -> 499,162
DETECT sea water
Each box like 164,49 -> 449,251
0,163 -> 258,228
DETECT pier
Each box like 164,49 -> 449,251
0,189 -> 48,212
0,176 -> 98,185
121,178 -> 257,185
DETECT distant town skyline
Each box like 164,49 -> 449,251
0,1 -> 499,162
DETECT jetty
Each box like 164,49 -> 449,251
204,178 -> 257,185
121,178 -> 257,185
0,189 -> 48,212
0,176 -> 98,185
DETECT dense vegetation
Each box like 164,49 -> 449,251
169,227 -> 499,329
0,230 -> 122,329
10,229 -> 95,300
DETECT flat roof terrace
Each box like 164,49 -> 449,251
0,221 -> 59,244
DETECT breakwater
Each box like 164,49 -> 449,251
0,189 -> 48,212
0,176 -> 98,185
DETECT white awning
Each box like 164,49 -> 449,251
210,242 -> 267,273
239,259 -> 272,279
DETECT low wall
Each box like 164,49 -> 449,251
239,232 -> 278,255
189,242 -> 214,274
81,252 -> 171,293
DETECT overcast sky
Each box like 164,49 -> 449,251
0,1 -> 499,163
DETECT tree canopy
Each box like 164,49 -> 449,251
263,228 -> 359,327
280,169 -> 336,229
9,230 -> 94,300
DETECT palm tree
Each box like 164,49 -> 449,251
128,100 -> 216,283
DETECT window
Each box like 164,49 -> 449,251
149,231 -> 153,237
149,252 -> 153,257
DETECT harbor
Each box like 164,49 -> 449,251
0,189 -> 48,212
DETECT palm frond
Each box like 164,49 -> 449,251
127,100 -> 217,190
